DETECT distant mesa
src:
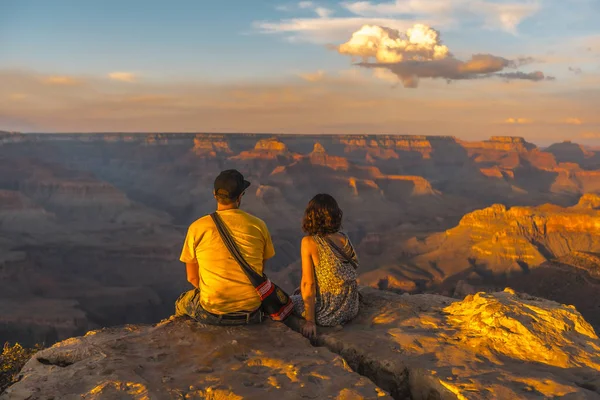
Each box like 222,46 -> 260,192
192,135 -> 233,156
231,138 -> 299,161
463,136 -> 537,152
309,142 -> 350,170
545,140 -> 596,164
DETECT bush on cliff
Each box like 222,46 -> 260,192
1,343 -> 42,394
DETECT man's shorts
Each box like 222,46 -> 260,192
175,288 -> 263,326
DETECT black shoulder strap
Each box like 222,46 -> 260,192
210,212 -> 264,286
324,235 -> 359,270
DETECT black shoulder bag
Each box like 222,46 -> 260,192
210,212 -> 293,321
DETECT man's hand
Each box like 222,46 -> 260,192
301,320 -> 317,339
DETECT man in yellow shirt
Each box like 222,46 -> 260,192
175,169 -> 275,325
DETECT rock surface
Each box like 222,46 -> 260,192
5,288 -> 600,399
3,318 -> 388,400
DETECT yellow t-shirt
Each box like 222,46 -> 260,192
180,209 -> 275,315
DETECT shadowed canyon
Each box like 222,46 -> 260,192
2,131 -> 600,346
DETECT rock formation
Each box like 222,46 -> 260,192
308,142 -> 350,170
4,288 -> 600,399
191,135 -> 233,156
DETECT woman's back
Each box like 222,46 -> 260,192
308,232 -> 359,326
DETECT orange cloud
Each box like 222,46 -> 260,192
124,95 -> 173,104
299,70 -> 326,82
504,117 -> 533,124
9,93 -> 28,101
42,76 -> 80,86
108,72 -> 137,82
581,132 -> 600,139
563,117 -> 583,125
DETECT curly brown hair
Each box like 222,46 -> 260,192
302,194 -> 343,236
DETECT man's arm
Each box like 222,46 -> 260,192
262,222 -> 276,265
186,262 -> 199,288
180,224 -> 200,288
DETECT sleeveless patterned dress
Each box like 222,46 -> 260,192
291,232 -> 360,327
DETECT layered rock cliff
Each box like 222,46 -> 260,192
4,288 -> 600,399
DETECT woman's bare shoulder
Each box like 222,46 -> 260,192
301,235 -> 316,246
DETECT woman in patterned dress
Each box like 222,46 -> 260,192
291,193 -> 360,339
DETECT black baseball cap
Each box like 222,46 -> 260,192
214,169 -> 251,199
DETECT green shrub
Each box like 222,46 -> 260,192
0,342 -> 43,394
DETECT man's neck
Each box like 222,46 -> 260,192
217,204 -> 239,211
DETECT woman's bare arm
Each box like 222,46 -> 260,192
300,236 -> 317,322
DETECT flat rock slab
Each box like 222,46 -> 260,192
319,288 -> 600,399
3,318 -> 389,400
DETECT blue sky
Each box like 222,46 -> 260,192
1,0 -> 599,143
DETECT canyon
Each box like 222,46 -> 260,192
1,132 -> 600,349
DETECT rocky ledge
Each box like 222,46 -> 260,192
3,288 -> 600,399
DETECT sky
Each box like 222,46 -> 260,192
1,0 -> 599,144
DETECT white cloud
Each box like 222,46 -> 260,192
473,1 -> 541,34
315,7 -> 333,18
254,17 -> 426,43
260,0 -> 542,43
108,72 -> 137,83
335,23 -> 550,87
343,0 -> 541,33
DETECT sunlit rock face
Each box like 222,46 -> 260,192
318,288 -> 600,399
2,317 -> 388,400
308,142 -> 350,170
5,288 -> 600,400
406,194 -> 600,282
191,135 -> 232,156
232,138 -> 297,161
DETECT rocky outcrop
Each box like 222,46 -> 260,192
0,190 -> 56,232
231,138 -> 297,161
5,288 -> 600,399
309,142 -> 350,170
3,317 -> 388,400
545,141 -> 597,165
191,136 -> 233,156
463,136 -> 537,152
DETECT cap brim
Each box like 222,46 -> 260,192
243,180 -> 251,191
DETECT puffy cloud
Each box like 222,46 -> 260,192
108,72 -> 137,82
338,24 -> 449,63
338,24 -> 551,87
504,117 -> 533,124
299,70 -> 327,82
298,1 -> 314,8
